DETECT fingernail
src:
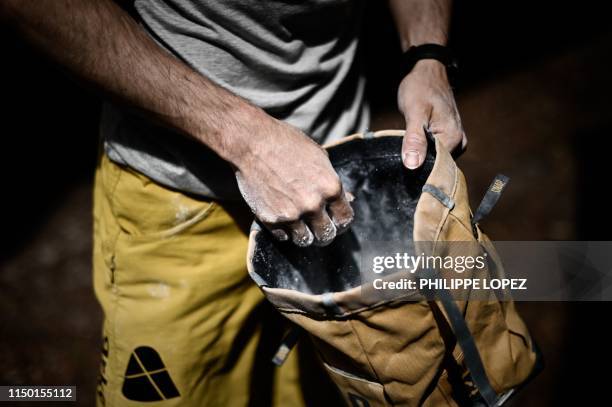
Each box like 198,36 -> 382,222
295,229 -> 314,247
314,223 -> 337,247
403,150 -> 420,169
334,214 -> 354,235
272,229 -> 289,241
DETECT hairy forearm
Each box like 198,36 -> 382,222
0,0 -> 357,246
388,0 -> 452,51
0,0 -> 264,163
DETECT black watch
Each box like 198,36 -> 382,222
400,44 -> 458,77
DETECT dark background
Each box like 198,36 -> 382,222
2,1 -> 612,405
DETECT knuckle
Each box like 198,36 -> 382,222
320,176 -> 342,199
257,214 -> 276,225
262,208 -> 299,225
434,124 -> 463,147
404,133 -> 427,147
300,195 -> 324,214
451,129 -> 465,145
449,131 -> 462,145
280,208 -> 300,223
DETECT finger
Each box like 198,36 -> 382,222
430,97 -> 466,150
288,220 -> 315,247
327,189 -> 354,235
450,130 -> 468,159
258,219 -> 290,242
270,228 -> 289,242
402,104 -> 430,169
306,210 -> 337,246
430,114 -> 466,156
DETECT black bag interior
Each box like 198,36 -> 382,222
250,136 -> 436,294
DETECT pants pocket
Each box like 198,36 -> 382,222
103,155 -> 217,240
322,362 -> 388,407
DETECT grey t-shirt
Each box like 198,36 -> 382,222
102,0 -> 369,200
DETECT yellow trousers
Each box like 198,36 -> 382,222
92,154 -> 313,406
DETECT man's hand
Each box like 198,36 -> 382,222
231,114 -> 354,247
388,0 -> 464,168
1,0 -> 353,247
398,59 -> 466,169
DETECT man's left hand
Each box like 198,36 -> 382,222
397,59 -> 466,169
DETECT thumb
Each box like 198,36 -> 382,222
402,106 -> 429,169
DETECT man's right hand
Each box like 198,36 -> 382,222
1,0 -> 353,248
231,116 -> 354,247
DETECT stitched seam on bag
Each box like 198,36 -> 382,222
323,362 -> 384,387
348,319 -> 384,386
448,213 -> 478,238
431,162 -> 459,245
436,381 -> 454,405
273,297 -> 423,319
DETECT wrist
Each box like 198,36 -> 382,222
401,59 -> 449,87
213,104 -> 278,169
411,59 -> 447,76
402,38 -> 447,52
400,43 -> 456,79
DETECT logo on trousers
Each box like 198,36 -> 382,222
122,346 -> 180,402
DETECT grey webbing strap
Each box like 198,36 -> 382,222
422,184 -> 455,210
472,175 -> 509,225
272,326 -> 302,366
420,269 -> 499,406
